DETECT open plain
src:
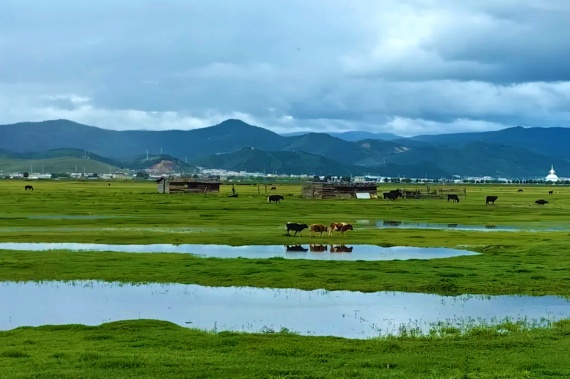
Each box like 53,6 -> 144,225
0,180 -> 569,378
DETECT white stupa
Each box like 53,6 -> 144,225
546,164 -> 559,182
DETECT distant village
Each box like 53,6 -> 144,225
0,163 -> 568,185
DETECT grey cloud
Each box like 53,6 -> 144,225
1,0 -> 570,136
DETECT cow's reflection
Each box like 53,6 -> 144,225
329,245 -> 353,253
285,245 -> 309,252
309,244 -> 327,252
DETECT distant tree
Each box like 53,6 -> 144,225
401,178 -> 412,183
22,172 -> 29,178
136,171 -> 149,179
341,176 -> 351,182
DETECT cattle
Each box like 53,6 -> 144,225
518,189 -> 523,192
286,245 -> 308,252
486,196 -> 498,205
285,222 -> 308,237
267,194 -> 284,204
485,225 -> 497,229
383,192 -> 400,201
310,244 -> 327,252
270,186 -> 277,190
24,185 -> 33,191
309,224 -> 328,237
447,194 -> 460,202
535,199 -> 549,205
330,245 -> 353,253
328,222 -> 354,237
549,190 -> 553,195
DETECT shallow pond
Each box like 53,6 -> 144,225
0,242 -> 478,261
0,281 -> 568,339
358,220 -> 567,232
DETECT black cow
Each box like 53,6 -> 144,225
383,191 -> 400,201
24,185 -> 33,191
447,194 -> 460,202
270,186 -> 277,190
285,222 -> 308,237
267,195 -> 284,204
517,189 -> 523,192
549,190 -> 553,195
535,199 -> 549,205
286,244 -> 308,252
486,196 -> 498,205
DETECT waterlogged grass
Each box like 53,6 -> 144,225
0,319 -> 569,378
0,180 -> 569,295
0,244 -> 568,296
1,180 -> 570,377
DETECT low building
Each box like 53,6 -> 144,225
156,177 -> 222,194
302,182 -> 378,199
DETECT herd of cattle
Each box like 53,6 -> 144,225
285,222 -> 353,237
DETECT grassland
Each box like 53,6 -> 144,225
0,179 -> 569,378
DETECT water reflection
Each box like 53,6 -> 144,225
0,281 -> 567,339
0,243 -> 478,261
372,220 -> 566,232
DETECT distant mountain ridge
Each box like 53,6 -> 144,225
0,119 -> 568,177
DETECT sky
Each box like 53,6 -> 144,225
2,0 -> 570,136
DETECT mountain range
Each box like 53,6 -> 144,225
0,119 -> 568,178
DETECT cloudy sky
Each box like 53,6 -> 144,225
2,0 -> 570,136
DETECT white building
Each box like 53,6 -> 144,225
546,165 -> 559,182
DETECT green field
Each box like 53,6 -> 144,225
0,179 -> 569,378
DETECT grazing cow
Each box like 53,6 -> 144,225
486,195 -> 498,205
330,245 -> 354,253
447,194 -> 460,202
549,190 -> 553,195
267,194 -> 284,204
535,199 -> 549,205
328,222 -> 354,237
285,222 -> 308,237
309,224 -> 328,237
310,244 -> 327,252
383,192 -> 400,201
270,186 -> 277,190
24,185 -> 33,191
286,245 -> 308,252
518,189 -> 523,192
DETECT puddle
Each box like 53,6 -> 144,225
0,243 -> 478,261
371,220 -> 567,232
0,281 -> 567,339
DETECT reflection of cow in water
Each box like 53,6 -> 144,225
330,245 -> 353,253
286,245 -> 308,252
310,244 -> 327,252
24,185 -> 33,191
267,195 -> 284,204
447,194 -> 459,202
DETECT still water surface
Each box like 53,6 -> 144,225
0,242 -> 478,261
1,281 -> 567,339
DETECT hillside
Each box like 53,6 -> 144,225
189,147 -> 451,177
1,118 -> 569,177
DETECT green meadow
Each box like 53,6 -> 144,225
0,179 -> 569,378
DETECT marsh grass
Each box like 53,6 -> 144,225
0,180 -> 569,296
0,319 -> 568,378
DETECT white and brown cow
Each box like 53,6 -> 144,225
328,222 -> 354,237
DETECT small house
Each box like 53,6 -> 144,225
156,177 -> 221,194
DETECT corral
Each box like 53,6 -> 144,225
156,177 -> 221,194
302,182 -> 378,199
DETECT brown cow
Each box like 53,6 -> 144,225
310,244 -> 327,252
328,222 -> 354,237
309,224 -> 328,237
